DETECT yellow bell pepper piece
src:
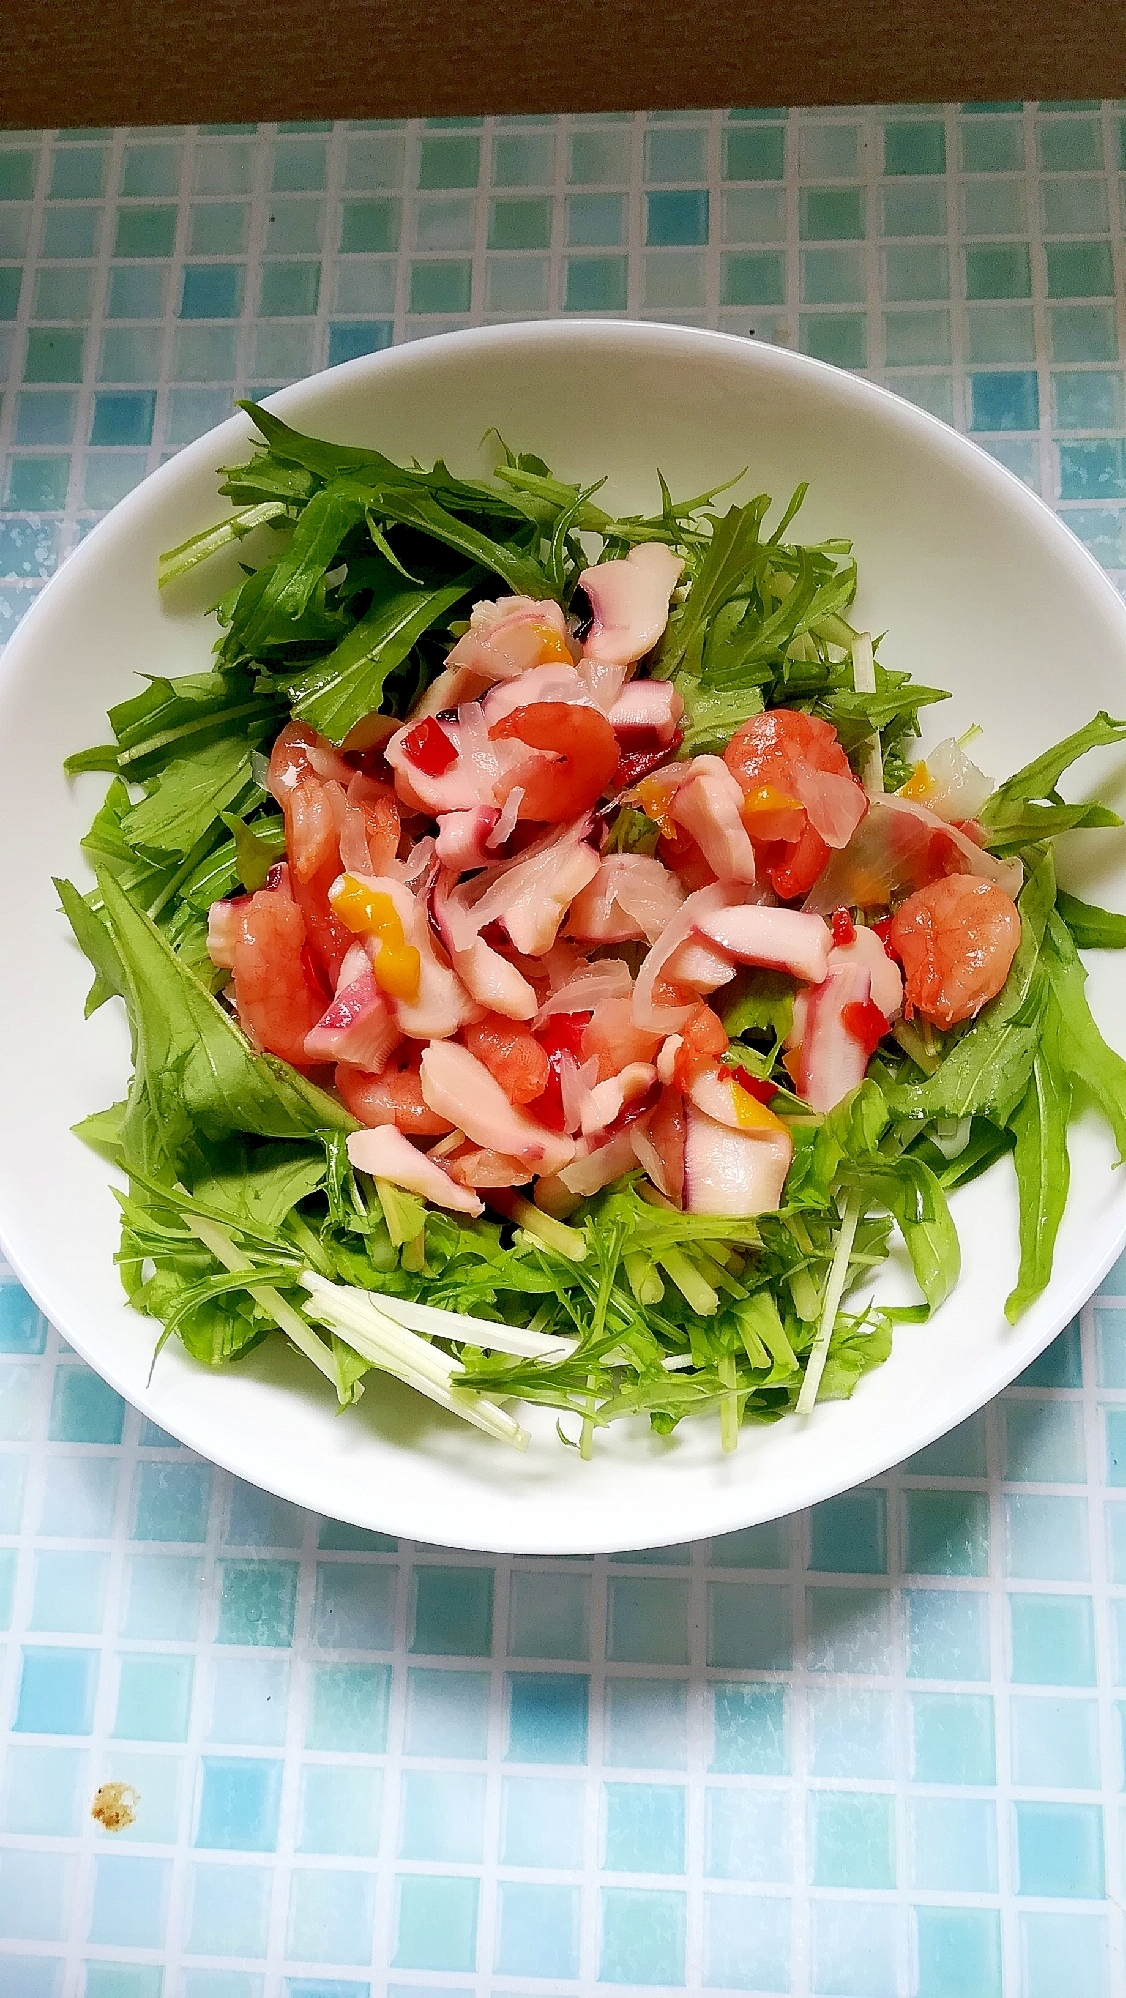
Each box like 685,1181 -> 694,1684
730,1078 -> 788,1134
329,876 -> 421,1002
531,621 -> 574,664
899,761 -> 932,801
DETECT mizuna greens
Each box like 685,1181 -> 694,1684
58,405 -> 1126,1454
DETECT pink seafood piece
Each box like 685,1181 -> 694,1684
567,853 -> 685,944
558,1124 -> 641,1197
830,924 -> 904,1021
672,756 -> 758,886
693,904 -> 833,986
444,596 -> 573,681
344,873 -> 480,1041
683,1106 -> 793,1216
633,882 -> 746,1033
444,816 -> 601,960
433,809 -> 502,870
791,955 -> 876,1114
577,543 -> 685,707
419,1040 -> 576,1174
580,1062 -> 658,1138
346,1122 -> 484,1216
444,1144 -> 532,1190
607,678 -> 684,745
802,793 -> 1023,915
303,967 -> 403,1069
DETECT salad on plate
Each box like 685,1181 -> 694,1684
58,406 -> 1126,1454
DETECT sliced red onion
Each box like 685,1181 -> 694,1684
633,882 -> 745,1033
802,793 -> 1022,914
206,898 -> 244,970
567,853 -> 684,945
560,1052 -> 601,1135
346,1122 -> 484,1215
488,784 -> 524,849
693,904 -> 832,985
630,1119 -> 672,1198
536,957 -> 634,1025
420,1041 -> 576,1174
559,1124 -> 640,1196
791,761 -> 869,848
304,969 -> 402,1070
430,868 -> 538,1022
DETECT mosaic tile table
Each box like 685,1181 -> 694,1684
2,102 -> 1126,1998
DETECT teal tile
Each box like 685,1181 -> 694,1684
408,259 -> 472,314
187,1862 -> 272,1955
802,246 -> 865,303
1005,1495 -> 1089,1579
885,308 -> 952,365
710,1520 -> 790,1567
407,1668 -> 490,1757
960,116 -> 1025,173
1059,439 -> 1126,500
414,194 -> 475,251
1098,1306 -> 1126,1384
121,142 -> 181,197
706,1894 -> 790,1995
417,135 -> 479,190
906,1589 -> 990,1680
106,264 -> 166,317
646,128 -> 706,183
1046,241 -> 1115,299
882,182 -> 947,236
115,1654 -> 194,1740
1039,116 -> 1104,171
216,1561 -> 298,1647
0,149 -> 37,200
179,263 -> 243,318
812,1903 -> 896,1997
4,455 -> 70,514
165,385 -> 234,444
507,1671 -> 588,1763
99,326 -> 162,381
2,1744 -> 85,1834
0,1287 -> 47,1353
193,140 -> 255,197
501,1775 -> 584,1865
82,451 -> 146,507
1042,176 -> 1109,236
173,323 -> 238,378
343,132 -> 404,191
965,242 -> 1033,299
494,1880 -> 579,1979
809,1688 -> 893,1776
133,1463 -> 211,1542
967,301 -> 1037,362
1009,1592 -> 1096,1684
604,1781 -> 686,1873
15,1645 -> 98,1734
42,205 -> 100,257
0,512 -> 60,577
85,1969 -> 163,1998
486,256 -> 548,312
196,1756 -> 283,1850
1050,304 -> 1118,361
608,1575 -> 689,1665
916,1906 -> 1001,1998
711,1683 -> 788,1775
0,1455 -> 26,1532
705,1788 -> 788,1882
724,127 -> 785,181
0,266 -> 23,320
226,1483 -> 303,1550
1020,1913 -> 1109,1998
208,1655 -> 290,1746
911,1691 -> 995,1783
0,1850 -> 74,1941
599,1887 -> 686,1985
90,390 -> 154,445
1107,1502 -> 1126,1582
340,198 -> 399,254
606,1677 -> 687,1769
394,1875 -> 478,1971
721,187 -> 785,243
271,140 -> 327,193
0,1545 -> 16,1626
1011,1694 -> 1100,1787
286,1867 -> 376,1966
49,144 -> 107,199
801,187 -> 865,240
48,1364 -> 125,1443
884,120 -> 947,176
906,1490 -> 989,1576
567,193 -> 624,246
569,129 -> 630,186
963,177 -> 1024,236
1016,1800 -> 1105,1896
88,1854 -> 169,1947
970,368 -> 1040,431
1063,505 -> 1126,568
23,328 -> 84,382
721,251 -> 785,306
92,1750 -> 181,1845
808,1587 -> 892,1672
493,132 -> 554,187
399,1769 -> 486,1861
298,1764 -> 382,1856
313,1562 -> 396,1649
33,265 -> 94,317
488,196 -> 551,250
801,314 -> 867,368
0,1357 -> 36,1434
264,197 -> 323,255
410,1565 -> 492,1656
813,1791 -> 895,1888
306,1662 -> 391,1752
183,1977 -> 263,1998
800,121 -> 859,177
911,1796 -> 997,1890
30,1550 -> 109,1632
508,1569 -> 589,1660
707,1581 -> 791,1668
810,1490 -> 887,1573
113,205 -> 176,257
1005,1399 -> 1086,1481
646,190 -> 709,247
881,242 -> 949,300
317,1520 -> 396,1552
38,1455 -> 118,1536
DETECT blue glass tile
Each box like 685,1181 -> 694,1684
286,1868 -> 376,1967
709,1519 -> 790,1568
90,390 -> 155,446
501,1775 -> 584,1865
313,1562 -> 396,1649
187,1862 -> 272,1956
0,1545 -> 14,1627
809,1489 -> 887,1573
811,1902 -> 896,1998
1046,241 -> 1115,299
0,1359 -> 35,1438
122,1555 -> 202,1640
646,190 -> 709,246
286,1982 -> 367,1998
317,1519 -> 397,1553
707,1580 -> 792,1668
600,1886 -> 686,1986
0,1285 -> 46,1353
298,1763 -> 382,1856
0,267 -> 22,319
604,1781 -> 686,1873
1019,1319 -> 1083,1387
5,1965 -> 64,1998
183,1977 -> 264,1998
911,1796 -> 998,1890
133,1462 -> 211,1542
30,1549 -> 109,1632
705,1894 -> 790,1994
114,205 -> 176,257
0,1850 -> 74,1940
216,1560 -> 298,1646
812,1790 -> 895,1887
42,205 -> 100,257
410,1565 -> 492,1656
1005,1398 -> 1086,1480
15,1645 -> 98,1733
0,512 -> 60,575
207,1655 -> 291,1747
1015,1800 -> 1105,1896
49,143 -> 107,199
606,1677 -> 688,1769
406,1668 -> 490,1758
114,1654 -> 194,1740
399,1769 -> 486,1861
226,1482 -> 304,1549
1065,440 -> 1126,500
0,1455 -> 26,1533
705,1788 -> 788,1881
2,1743 -> 85,1834
906,1490 -> 990,1575
1020,1913 -> 1110,1998
646,127 -> 706,183
84,1970 -> 163,1998
1005,1494 -> 1089,1579
1012,1694 -> 1100,1786
809,1688 -> 893,1776
393,1875 -> 478,1972
1049,304 -> 1118,362
14,393 -> 76,447
884,119 -> 947,175
911,1691 -> 996,1782
327,321 -> 393,366
106,263 -> 166,318
724,127 -> 786,180
970,370 -> 1041,431
259,260 -> 320,317
121,141 -> 181,197
494,1881 -> 579,1978
608,1575 -> 690,1665
915,1907 -> 1002,1998
564,255 -> 628,311
808,1587 -> 893,1673
1107,1408 -> 1126,1483
0,149 -> 38,200
179,264 -> 243,318
711,1684 -> 788,1775
196,1756 -> 283,1850
1009,1592 -> 1097,1684
88,1854 -> 169,1946
48,1364 -> 125,1444
507,1671 -> 588,1763
906,1589 -> 990,1681
508,1568 -> 590,1659
308,1662 -> 391,1753
23,327 -> 84,381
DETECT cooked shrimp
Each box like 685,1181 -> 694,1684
336,1050 -> 455,1136
464,1013 -> 551,1105
724,709 -> 867,899
488,701 -> 620,821
672,1002 -> 729,1089
888,873 -> 1021,1028
231,889 -> 322,1067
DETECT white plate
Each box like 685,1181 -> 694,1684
2,320 -> 1126,1553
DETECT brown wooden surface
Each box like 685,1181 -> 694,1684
2,0 -> 1124,129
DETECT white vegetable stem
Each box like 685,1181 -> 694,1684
299,1273 -> 529,1450
185,1213 -> 338,1389
796,1196 -> 861,1417
852,632 -> 884,796
368,1290 -> 575,1361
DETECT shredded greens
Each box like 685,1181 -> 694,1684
58,408 -> 1126,1452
